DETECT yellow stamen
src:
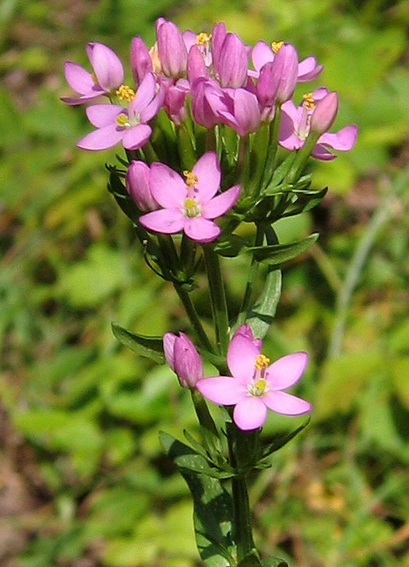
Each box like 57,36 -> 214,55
116,84 -> 135,103
254,354 -> 270,370
303,92 -> 315,111
149,43 -> 162,73
183,170 -> 198,187
272,41 -> 284,54
196,32 -> 211,45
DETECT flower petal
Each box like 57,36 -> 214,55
192,151 -> 221,203
63,61 -> 95,94
196,376 -> 245,405
297,56 -> 323,81
139,208 -> 185,235
89,42 -> 124,91
184,217 -> 220,243
86,104 -> 123,127
163,332 -> 177,371
122,124 -> 152,150
201,184 -> 240,219
150,163 -> 186,208
263,390 -> 311,416
76,124 -> 123,150
318,125 -> 358,152
227,333 -> 260,384
233,397 -> 267,430
133,72 -> 156,110
266,351 -> 308,389
252,41 -> 273,73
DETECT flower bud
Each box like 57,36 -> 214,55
125,161 -> 159,212
130,36 -> 152,87
271,43 -> 298,103
310,91 -> 338,134
163,332 -> 203,388
155,18 -> 187,78
191,78 -> 225,129
215,33 -> 249,88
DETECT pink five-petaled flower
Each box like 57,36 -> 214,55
61,42 -> 124,105
163,332 -> 203,388
77,72 -> 164,151
139,151 -> 240,243
196,325 -> 311,431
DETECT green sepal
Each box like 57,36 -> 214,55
159,431 -> 235,567
237,549 -> 263,567
246,233 -> 318,265
256,419 -> 310,468
247,268 -> 281,340
111,322 -> 164,364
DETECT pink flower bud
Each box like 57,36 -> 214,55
130,36 -> 152,87
271,43 -> 298,103
155,18 -> 187,78
191,78 -> 225,129
125,161 -> 159,212
187,44 -> 209,84
214,33 -> 249,88
310,91 -> 338,134
163,332 -> 203,388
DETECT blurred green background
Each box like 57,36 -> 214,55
1,0 -> 409,566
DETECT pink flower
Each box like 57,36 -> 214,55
155,18 -> 188,78
256,43 -> 298,113
139,151 -> 240,243
279,88 -> 357,160
251,40 -> 322,82
218,88 -> 261,136
77,72 -> 164,151
213,32 -> 250,88
61,42 -> 124,105
125,160 -> 159,212
163,332 -> 203,388
196,325 -> 311,431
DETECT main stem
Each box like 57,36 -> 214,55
202,244 -> 230,355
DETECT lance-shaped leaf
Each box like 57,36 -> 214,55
246,233 -> 318,266
111,322 -> 164,363
282,186 -> 328,217
256,419 -> 310,468
247,267 -> 281,340
160,431 -> 235,567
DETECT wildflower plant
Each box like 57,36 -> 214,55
62,18 -> 357,567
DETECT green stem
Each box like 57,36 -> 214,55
174,284 -> 214,353
260,104 -> 281,192
202,244 -> 230,355
237,223 -> 265,326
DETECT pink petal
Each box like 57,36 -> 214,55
150,163 -> 186,208
76,124 -> 123,150
227,334 -> 260,384
201,184 -> 240,219
252,41 -> 273,73
139,208 -> 185,235
86,104 -> 123,127
196,376 -> 245,405
184,217 -> 220,243
122,124 -> 152,150
163,333 -> 176,371
233,397 -> 267,430
266,352 -> 308,389
89,42 -> 124,91
297,57 -> 323,81
64,61 -> 95,94
263,390 -> 311,416
61,93 -> 103,106
192,151 -> 221,203
133,72 -> 156,110
140,84 -> 165,123
318,125 -> 358,152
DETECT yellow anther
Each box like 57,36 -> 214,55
272,41 -> 284,54
196,32 -> 211,45
149,43 -> 162,73
116,84 -> 135,102
254,354 -> 270,370
183,170 -> 198,187
303,92 -> 315,111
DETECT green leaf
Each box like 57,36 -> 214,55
258,419 -> 310,467
261,558 -> 288,567
246,233 -> 318,265
112,322 -> 165,364
214,233 -> 247,257
159,431 -> 234,567
247,268 -> 282,340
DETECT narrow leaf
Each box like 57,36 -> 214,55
111,322 -> 164,364
247,268 -> 281,340
247,233 -> 318,265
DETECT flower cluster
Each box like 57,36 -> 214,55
165,324 -> 310,431
63,19 -> 356,157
